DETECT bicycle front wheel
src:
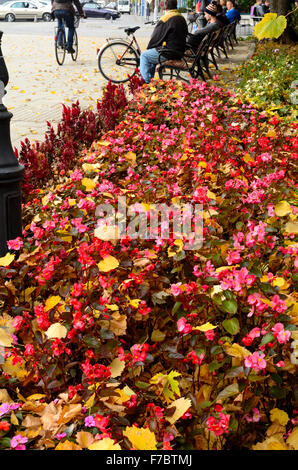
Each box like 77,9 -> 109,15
71,30 -> 78,61
98,41 -> 139,83
55,28 -> 66,65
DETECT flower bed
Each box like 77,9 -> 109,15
236,41 -> 298,122
0,79 -> 297,451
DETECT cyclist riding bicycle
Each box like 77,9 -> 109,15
51,0 -> 85,54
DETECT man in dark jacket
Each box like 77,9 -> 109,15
51,0 -> 85,53
139,0 -> 188,83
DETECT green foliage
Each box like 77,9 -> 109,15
237,41 -> 298,121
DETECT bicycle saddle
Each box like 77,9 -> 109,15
125,26 -> 140,36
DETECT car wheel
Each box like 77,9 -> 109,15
105,13 -> 111,19
5,13 -> 15,22
42,12 -> 52,21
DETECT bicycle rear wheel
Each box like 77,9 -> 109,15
98,41 -> 139,83
71,29 -> 78,61
55,28 -> 66,65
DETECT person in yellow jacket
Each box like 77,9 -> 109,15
139,0 -> 188,83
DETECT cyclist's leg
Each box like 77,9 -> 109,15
53,10 -> 66,43
63,11 -> 75,50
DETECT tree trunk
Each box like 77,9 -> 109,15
269,0 -> 296,42
269,0 -> 291,16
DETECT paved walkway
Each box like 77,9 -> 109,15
0,20 -> 255,149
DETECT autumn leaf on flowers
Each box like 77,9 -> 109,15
274,201 -> 292,217
45,323 -> 67,339
81,177 -> 97,192
193,322 -> 217,332
76,431 -> 95,448
44,296 -> 62,312
1,357 -> 28,380
88,438 -> 121,450
165,397 -> 192,424
270,408 -> 289,426
55,440 -> 82,450
287,428 -> 298,450
97,255 -> 119,272
94,224 -> 119,241
0,252 -> 15,267
0,327 -> 13,347
110,357 -> 125,378
150,370 -> 181,403
123,426 -> 157,450
223,343 -> 251,359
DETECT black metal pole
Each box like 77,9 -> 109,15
0,31 -> 24,257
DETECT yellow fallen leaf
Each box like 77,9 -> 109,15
0,253 -> 15,267
166,397 -> 192,424
125,151 -> 137,165
94,225 -> 119,241
76,431 -> 95,448
1,357 -> 28,380
81,177 -> 97,192
287,427 -> 298,450
270,408 -> 289,426
25,394 -> 46,401
55,440 -> 82,450
88,438 -> 121,450
85,393 -> 95,410
123,426 -> 157,450
97,255 -> 119,272
44,295 -> 61,312
45,323 -> 67,339
129,299 -> 141,308
110,357 -> 125,378
223,343 -> 251,359
274,201 -> 291,217
105,304 -> 119,311
193,322 -> 217,332
285,221 -> 298,234
0,327 -> 13,347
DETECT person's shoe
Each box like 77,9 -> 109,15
66,46 -> 76,54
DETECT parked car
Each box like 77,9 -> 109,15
82,2 -> 120,19
105,2 -> 117,9
0,1 -> 52,21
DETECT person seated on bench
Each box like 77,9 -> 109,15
186,2 -> 222,49
225,0 -> 241,23
139,0 -> 188,83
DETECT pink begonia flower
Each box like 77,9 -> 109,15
42,220 -> 56,231
55,433 -> 67,440
244,408 -> 261,423
226,250 -> 242,265
177,317 -> 192,334
85,415 -> 96,427
271,295 -> 287,314
275,361 -> 285,368
193,265 -> 203,278
171,282 -> 183,296
7,237 -> 23,250
205,329 -> 216,341
206,412 -> 230,436
70,169 -> 82,181
10,435 -> 28,450
272,323 -> 291,344
244,352 -> 267,372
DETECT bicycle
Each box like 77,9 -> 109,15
55,14 -> 80,66
97,22 -> 157,84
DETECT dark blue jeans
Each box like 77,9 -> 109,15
54,10 -> 75,48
